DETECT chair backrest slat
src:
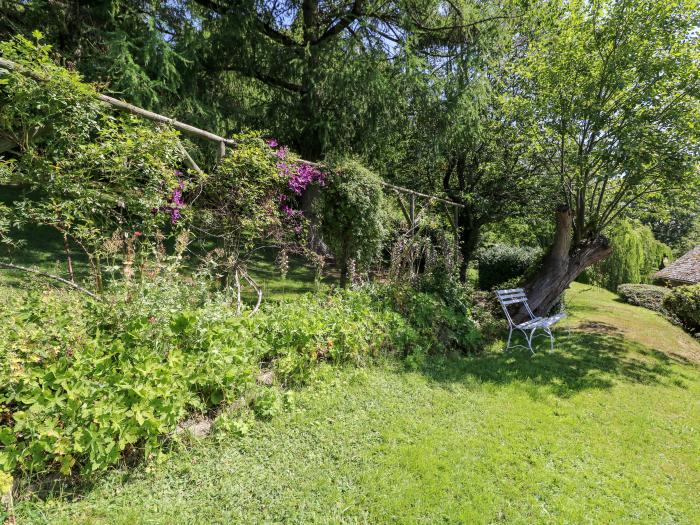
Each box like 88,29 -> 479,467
498,291 -> 526,299
500,297 -> 527,305
496,288 -> 524,295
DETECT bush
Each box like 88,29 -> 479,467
0,280 -> 481,478
617,284 -> 671,314
476,244 -> 541,290
316,158 -> 387,285
663,284 -> 700,333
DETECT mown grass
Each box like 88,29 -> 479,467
13,283 -> 700,524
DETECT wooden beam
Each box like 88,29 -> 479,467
1,56 -> 466,210
178,140 -> 203,174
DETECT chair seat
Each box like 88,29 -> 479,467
515,313 -> 566,330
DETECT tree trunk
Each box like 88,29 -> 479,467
458,208 -> 481,283
339,255 -> 349,288
519,206 -> 612,320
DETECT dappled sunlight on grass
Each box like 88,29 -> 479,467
10,282 -> 700,524
421,329 -> 689,399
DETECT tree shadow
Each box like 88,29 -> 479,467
421,326 -> 690,398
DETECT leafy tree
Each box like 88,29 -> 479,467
513,0 -> 700,315
383,2 -> 549,281
582,220 -> 672,291
631,193 -> 700,255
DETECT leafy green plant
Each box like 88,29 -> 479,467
584,221 -> 672,291
663,284 -> 700,334
476,244 -> 541,290
0,34 -> 192,292
317,158 -> 387,286
0,276 -> 483,479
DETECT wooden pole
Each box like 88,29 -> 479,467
1,57 -> 466,210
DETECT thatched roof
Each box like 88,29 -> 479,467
654,246 -> 700,284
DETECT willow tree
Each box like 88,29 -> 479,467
514,0 -> 700,316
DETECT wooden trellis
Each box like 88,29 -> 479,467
1,56 -> 463,242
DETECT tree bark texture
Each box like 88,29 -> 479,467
520,206 -> 612,320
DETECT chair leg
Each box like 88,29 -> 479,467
548,328 -> 554,352
505,327 -> 513,352
527,328 -> 537,354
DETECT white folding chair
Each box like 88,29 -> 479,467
495,288 -> 566,354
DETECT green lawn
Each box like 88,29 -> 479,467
13,283 -> 700,524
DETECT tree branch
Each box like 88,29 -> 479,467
0,261 -> 99,299
313,0 -> 364,45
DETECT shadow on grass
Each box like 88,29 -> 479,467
421,327 -> 688,398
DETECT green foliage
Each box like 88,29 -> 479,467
0,35 -> 192,290
476,244 -> 541,290
583,221 -> 672,291
0,276 -> 482,478
317,158 -> 387,284
513,0 -> 700,242
0,287 -> 259,477
664,284 -> 700,333
617,284 -> 673,318
198,135 -> 287,256
10,284 -> 700,524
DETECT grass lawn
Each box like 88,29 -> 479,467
13,283 -> 700,524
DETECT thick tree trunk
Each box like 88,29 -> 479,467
519,206 -> 612,320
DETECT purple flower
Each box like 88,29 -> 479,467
276,146 -> 289,160
286,163 -> 326,195
266,139 -> 279,148
281,205 -> 303,217
162,175 -> 186,224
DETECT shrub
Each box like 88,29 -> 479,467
617,284 -> 672,315
316,158 -> 387,286
476,244 -> 541,290
0,35 -> 192,292
663,284 -> 700,333
0,280 -> 482,478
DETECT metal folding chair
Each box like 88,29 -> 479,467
495,288 -> 566,354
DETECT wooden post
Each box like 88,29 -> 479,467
409,194 -> 415,234
454,206 -> 459,253
218,141 -> 226,161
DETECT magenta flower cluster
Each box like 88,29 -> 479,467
288,163 -> 326,195
267,139 -> 326,233
169,181 -> 184,223
266,138 -> 326,195
154,170 -> 185,224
